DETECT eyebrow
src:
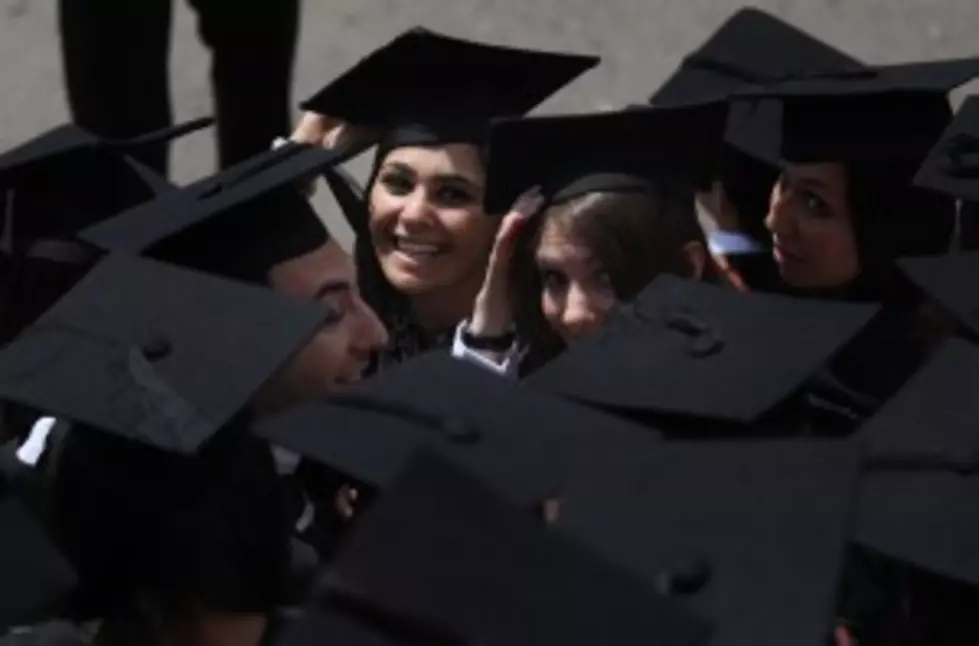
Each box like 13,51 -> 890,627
795,176 -> 834,192
313,279 -> 352,301
439,173 -> 484,190
380,162 -> 483,190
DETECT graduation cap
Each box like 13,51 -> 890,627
0,117 -> 212,260
898,252 -> 979,338
80,142 -> 347,285
649,8 -> 864,166
553,439 -> 860,646
320,450 -> 713,646
265,608 -> 405,646
0,253 -> 332,455
852,336 -> 979,586
914,94 -> 979,202
254,351 -> 661,506
0,496 -> 76,630
527,274 -> 879,432
651,8 -> 864,107
482,102 -> 728,215
300,27 -> 599,148
737,58 -> 979,165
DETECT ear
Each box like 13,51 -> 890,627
682,241 -> 708,281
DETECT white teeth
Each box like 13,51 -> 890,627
395,239 -> 442,255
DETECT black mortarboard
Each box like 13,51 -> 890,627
649,8 -> 864,169
0,118 -> 211,258
555,440 -> 860,646
300,27 -> 599,148
80,143 -> 347,285
483,102 -> 728,215
254,351 -> 661,505
853,337 -> 979,586
266,608 -> 403,646
528,275 -> 878,432
0,496 -> 76,630
0,253 -> 331,455
898,251 -> 979,338
914,94 -> 979,202
742,59 -> 979,164
650,8 -> 864,107
321,450 -> 713,646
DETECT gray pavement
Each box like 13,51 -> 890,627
1,0 -> 978,249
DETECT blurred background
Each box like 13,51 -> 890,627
1,0 -> 977,248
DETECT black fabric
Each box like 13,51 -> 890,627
49,426 -> 290,620
0,254 -> 330,455
301,27 -> 599,149
483,104 -> 728,215
58,0 -> 298,172
255,352 -> 662,508
81,143 -> 343,286
528,275 -> 879,431
0,497 -> 76,630
324,450 -> 712,646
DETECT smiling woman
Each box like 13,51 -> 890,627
295,28 -> 599,372
368,144 -> 497,327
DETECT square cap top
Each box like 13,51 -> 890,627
254,351 -> 662,506
528,275 -> 879,430
265,608 -> 404,646
556,440 -> 860,646
914,94 -> 979,202
855,467 -> 979,589
483,101 -> 728,215
321,450 -> 713,646
0,496 -> 76,630
898,251 -> 979,339
80,143 -> 345,284
854,337 -> 979,586
856,336 -> 979,472
301,27 -> 599,147
0,118 -> 211,248
738,58 -> 979,164
650,8 -> 864,107
0,253 -> 331,455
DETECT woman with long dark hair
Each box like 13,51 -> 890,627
291,28 -> 598,374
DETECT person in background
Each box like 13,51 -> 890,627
59,0 -> 299,173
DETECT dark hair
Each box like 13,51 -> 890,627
47,425 -> 291,622
845,162 -> 955,270
509,182 -> 710,364
717,145 -> 780,244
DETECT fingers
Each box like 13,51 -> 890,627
335,484 -> 360,522
511,186 -> 546,220
291,111 -> 338,145
495,186 -> 545,245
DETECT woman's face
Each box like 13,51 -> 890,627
765,163 -> 861,290
536,218 -> 616,344
368,144 -> 497,297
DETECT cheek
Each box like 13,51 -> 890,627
802,218 -> 859,264
291,330 -> 347,385
368,188 -> 400,236
540,288 -> 562,323
585,290 -> 617,322
438,209 -> 496,250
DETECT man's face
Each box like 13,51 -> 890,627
253,239 -> 389,417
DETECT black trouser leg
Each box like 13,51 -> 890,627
58,0 -> 174,175
189,0 -> 300,169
